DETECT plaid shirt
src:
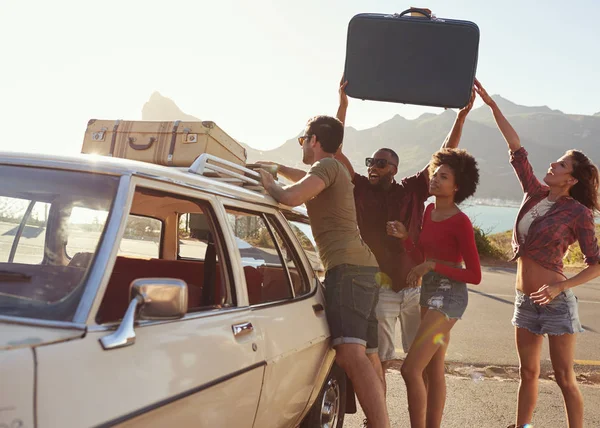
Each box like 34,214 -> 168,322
509,147 -> 600,273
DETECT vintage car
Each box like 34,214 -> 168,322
0,152 -> 349,428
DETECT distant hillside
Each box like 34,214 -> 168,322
141,92 -> 255,154
142,92 -> 600,203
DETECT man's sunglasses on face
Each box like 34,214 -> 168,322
365,157 -> 397,168
298,134 -> 313,146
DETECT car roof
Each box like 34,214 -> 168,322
0,150 -> 309,218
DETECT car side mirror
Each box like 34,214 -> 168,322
99,278 -> 188,350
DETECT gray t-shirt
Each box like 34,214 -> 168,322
305,157 -> 378,271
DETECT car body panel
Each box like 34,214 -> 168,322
36,309 -> 265,428
0,347 -> 35,428
0,323 -> 84,351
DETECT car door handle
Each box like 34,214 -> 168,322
312,303 -> 324,314
232,322 -> 254,337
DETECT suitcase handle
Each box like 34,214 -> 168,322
128,136 -> 157,151
397,8 -> 431,19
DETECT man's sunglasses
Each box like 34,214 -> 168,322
298,134 -> 313,146
365,157 -> 397,168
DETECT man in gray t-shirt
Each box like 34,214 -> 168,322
257,115 -> 390,428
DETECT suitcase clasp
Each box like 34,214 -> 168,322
92,127 -> 108,142
182,128 -> 198,144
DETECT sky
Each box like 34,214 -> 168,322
0,0 -> 598,155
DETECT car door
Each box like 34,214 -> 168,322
221,200 -> 330,428
34,181 -> 266,428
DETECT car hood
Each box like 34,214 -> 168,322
0,323 -> 85,351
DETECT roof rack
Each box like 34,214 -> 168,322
188,154 -> 265,191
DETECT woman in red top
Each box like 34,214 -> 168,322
387,148 -> 482,428
476,79 -> 600,428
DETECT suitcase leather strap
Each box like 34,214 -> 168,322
128,136 -> 157,151
108,119 -> 122,156
167,120 -> 181,165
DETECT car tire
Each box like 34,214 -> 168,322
300,363 -> 346,428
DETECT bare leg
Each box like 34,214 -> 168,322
424,331 -> 450,428
515,327 -> 543,426
368,351 -> 386,392
335,343 -> 390,428
401,309 -> 457,428
549,333 -> 583,428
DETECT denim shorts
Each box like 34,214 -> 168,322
512,289 -> 584,335
324,264 -> 380,353
420,271 -> 468,320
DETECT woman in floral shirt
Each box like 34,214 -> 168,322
476,79 -> 600,428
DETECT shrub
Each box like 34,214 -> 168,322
473,226 -> 507,260
563,243 -> 585,266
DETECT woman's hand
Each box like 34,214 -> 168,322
530,282 -> 564,305
406,261 -> 435,287
386,221 -> 408,239
458,87 -> 476,118
474,78 -> 495,107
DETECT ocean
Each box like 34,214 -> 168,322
456,199 -> 599,235
421,199 -> 519,235
461,202 -> 520,235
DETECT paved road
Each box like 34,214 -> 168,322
344,371 -> 600,428
344,267 -> 600,427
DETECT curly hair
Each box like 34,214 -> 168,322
567,150 -> 600,212
429,148 -> 480,204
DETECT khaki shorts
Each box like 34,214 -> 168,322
376,286 -> 421,362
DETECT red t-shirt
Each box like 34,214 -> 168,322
406,204 -> 481,284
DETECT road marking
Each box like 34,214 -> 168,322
470,291 -> 600,304
574,360 -> 600,366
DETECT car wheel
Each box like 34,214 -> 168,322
301,363 -> 346,428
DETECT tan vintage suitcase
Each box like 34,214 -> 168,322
82,119 -> 247,167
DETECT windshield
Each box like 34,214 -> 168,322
0,165 -> 119,321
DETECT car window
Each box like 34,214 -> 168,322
0,166 -> 119,322
64,210 -> 162,260
97,188 -> 232,324
0,198 -> 50,265
64,207 -> 108,261
178,212 -> 219,262
264,215 -> 311,297
118,215 -> 162,259
225,208 -> 293,305
284,216 -> 324,280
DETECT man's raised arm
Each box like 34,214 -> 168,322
334,77 -> 355,177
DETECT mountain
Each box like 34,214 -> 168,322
595,112 -> 600,117
141,92 -> 258,154
142,92 -> 200,122
142,93 -> 600,203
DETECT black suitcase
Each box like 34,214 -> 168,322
343,8 -> 479,109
